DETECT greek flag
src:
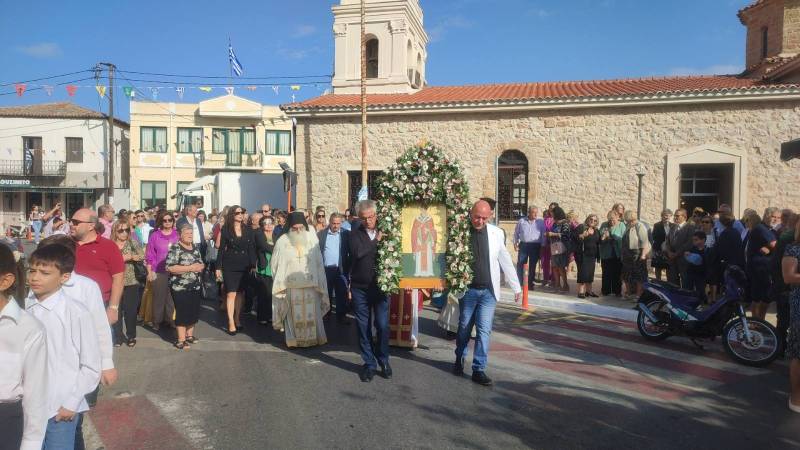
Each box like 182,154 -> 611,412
228,43 -> 244,76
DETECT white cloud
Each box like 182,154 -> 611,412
428,16 -> 474,43
667,64 -> 743,76
15,42 -> 62,58
528,8 -> 551,18
292,25 -> 316,38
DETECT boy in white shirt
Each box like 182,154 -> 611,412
24,244 -> 101,449
0,244 -> 48,450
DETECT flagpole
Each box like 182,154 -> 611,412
360,0 -> 368,198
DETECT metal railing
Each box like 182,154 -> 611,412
0,160 -> 67,177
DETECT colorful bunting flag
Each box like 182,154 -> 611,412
95,85 -> 107,98
271,85 -> 280,95
290,85 -> 301,91
175,86 -> 185,99
246,86 -> 257,91
199,86 -> 212,92
42,85 -> 54,96
225,86 -> 234,95
14,84 -> 26,97
123,86 -> 134,98
149,87 -> 160,100
66,85 -> 77,96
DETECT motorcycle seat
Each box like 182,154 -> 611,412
648,280 -> 701,299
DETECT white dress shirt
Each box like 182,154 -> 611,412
25,289 -> 101,417
0,298 -> 48,450
61,273 -> 114,370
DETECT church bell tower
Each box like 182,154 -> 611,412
331,0 -> 428,94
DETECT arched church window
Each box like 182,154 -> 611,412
366,38 -> 379,78
497,150 -> 528,221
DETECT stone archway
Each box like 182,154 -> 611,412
665,144 -> 748,217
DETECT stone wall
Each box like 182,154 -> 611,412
743,0 -> 785,67
294,100 -> 800,225
786,0 -> 800,53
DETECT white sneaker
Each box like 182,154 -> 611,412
789,399 -> 800,413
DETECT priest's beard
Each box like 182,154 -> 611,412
288,230 -> 306,255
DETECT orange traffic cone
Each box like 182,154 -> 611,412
26,226 -> 31,241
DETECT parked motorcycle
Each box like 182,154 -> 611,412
636,265 -> 780,367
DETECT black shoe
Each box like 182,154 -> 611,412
453,360 -> 464,376
236,325 -> 245,332
379,362 -> 393,379
471,371 -> 493,386
359,365 -> 375,382
336,316 -> 351,325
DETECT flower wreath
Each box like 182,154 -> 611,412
375,141 -> 473,294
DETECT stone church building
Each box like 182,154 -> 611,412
284,0 -> 800,226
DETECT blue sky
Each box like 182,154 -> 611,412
0,0 -> 754,121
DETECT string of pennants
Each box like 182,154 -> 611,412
12,82 -> 326,99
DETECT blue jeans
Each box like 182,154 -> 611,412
44,414 -> 81,450
351,286 -> 389,369
517,242 -> 541,286
455,288 -> 497,372
32,219 -> 42,242
325,267 -> 349,319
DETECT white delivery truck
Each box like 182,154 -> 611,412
175,172 -> 293,213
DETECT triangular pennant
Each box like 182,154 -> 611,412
271,85 -> 279,95
246,86 -> 257,91
42,85 -> 54,96
66,85 -> 78,96
199,86 -> 212,92
175,86 -> 185,100
225,86 -> 234,95
149,87 -> 160,100
14,84 -> 26,97
123,86 -> 134,98
290,85 -> 301,91
95,85 -> 107,98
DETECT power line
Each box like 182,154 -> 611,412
0,119 -> 77,131
0,123 -> 88,139
117,78 -> 329,87
116,69 -> 332,81
0,69 -> 95,87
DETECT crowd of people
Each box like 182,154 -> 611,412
1,195 -> 799,449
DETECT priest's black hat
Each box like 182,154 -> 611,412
285,211 -> 309,230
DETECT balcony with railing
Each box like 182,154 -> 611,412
0,160 -> 67,177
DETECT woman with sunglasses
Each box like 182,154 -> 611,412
217,205 -> 257,335
314,211 -> 328,233
145,210 -> 179,331
111,218 -> 144,347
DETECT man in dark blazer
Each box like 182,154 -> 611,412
665,208 -> 695,288
176,203 -> 207,259
318,212 -> 351,324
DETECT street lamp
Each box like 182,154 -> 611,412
636,167 -> 645,220
279,162 -> 297,211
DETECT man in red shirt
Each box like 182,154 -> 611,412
70,208 -> 124,325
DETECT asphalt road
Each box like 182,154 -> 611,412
81,295 -> 799,450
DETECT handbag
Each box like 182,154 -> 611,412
550,240 -> 566,256
133,261 -> 148,284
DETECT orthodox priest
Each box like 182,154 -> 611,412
271,211 -> 330,347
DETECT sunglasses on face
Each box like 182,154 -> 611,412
163,218 -> 174,223
118,228 -> 130,233
70,219 -> 91,226
234,211 -> 243,215
262,210 -> 270,214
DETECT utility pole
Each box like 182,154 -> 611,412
98,62 -> 116,204
360,0 -> 368,198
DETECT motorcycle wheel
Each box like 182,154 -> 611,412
637,299 -> 671,341
722,318 -> 780,367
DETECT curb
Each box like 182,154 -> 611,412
498,291 -> 638,322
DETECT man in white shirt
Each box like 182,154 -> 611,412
0,245 -> 49,450
24,245 -> 101,449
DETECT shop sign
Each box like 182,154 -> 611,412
0,179 -> 31,186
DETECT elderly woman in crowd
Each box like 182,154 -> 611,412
166,223 -> 205,350
575,214 -> 601,299
782,218 -> 800,413
254,215 -> 276,325
540,203 -> 558,287
547,206 -> 572,292
744,212 -> 777,320
145,210 -> 179,331
111,218 -> 145,347
651,209 -> 674,281
599,211 -> 626,297
621,211 -> 650,300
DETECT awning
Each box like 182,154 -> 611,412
0,186 -> 97,193
170,175 -> 216,199
781,138 -> 800,161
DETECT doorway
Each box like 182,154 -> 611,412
678,164 -> 734,214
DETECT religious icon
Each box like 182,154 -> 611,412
401,203 -> 446,281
